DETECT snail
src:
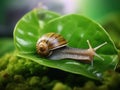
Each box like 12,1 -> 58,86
36,32 -> 107,66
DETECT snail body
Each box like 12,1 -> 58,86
36,32 -> 107,65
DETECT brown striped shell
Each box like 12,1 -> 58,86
36,33 -> 67,56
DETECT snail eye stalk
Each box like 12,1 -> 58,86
86,40 -> 107,66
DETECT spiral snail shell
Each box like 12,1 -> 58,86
36,32 -> 107,66
36,33 -> 67,56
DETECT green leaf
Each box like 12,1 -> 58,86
14,9 -> 118,80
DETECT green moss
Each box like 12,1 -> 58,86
0,53 -> 11,70
82,81 -> 97,90
52,82 -> 71,90
14,75 -> 24,83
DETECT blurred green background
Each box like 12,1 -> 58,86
80,0 -> 120,21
